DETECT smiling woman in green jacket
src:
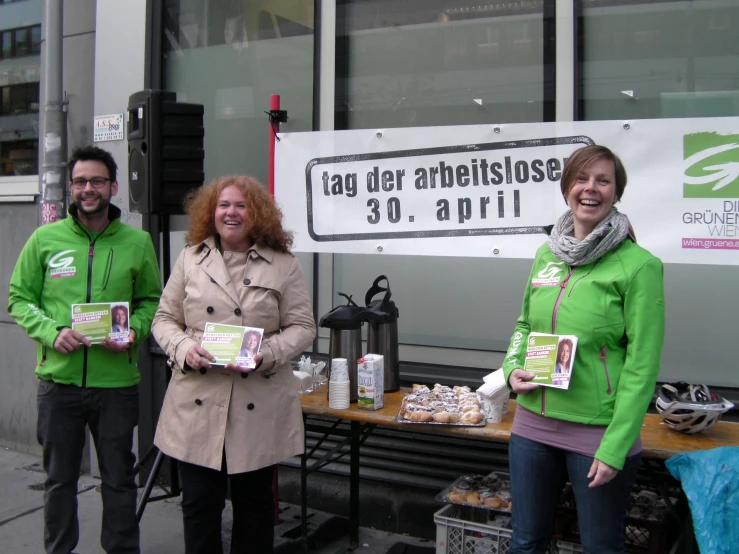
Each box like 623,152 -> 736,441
502,145 -> 666,554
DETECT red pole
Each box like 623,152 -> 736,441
268,94 -> 281,197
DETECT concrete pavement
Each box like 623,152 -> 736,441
0,445 -> 434,554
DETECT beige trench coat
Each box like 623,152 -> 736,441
152,237 -> 316,474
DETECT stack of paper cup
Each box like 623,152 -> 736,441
329,359 -> 350,409
329,380 -> 350,409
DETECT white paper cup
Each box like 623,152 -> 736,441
482,390 -> 510,423
330,358 -> 349,380
331,358 -> 348,369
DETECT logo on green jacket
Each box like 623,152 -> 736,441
49,249 -> 77,278
683,132 -> 739,198
532,261 -> 565,287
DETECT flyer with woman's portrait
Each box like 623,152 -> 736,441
200,323 -> 264,370
71,302 -> 130,344
523,333 -> 578,389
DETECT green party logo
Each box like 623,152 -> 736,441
683,133 -> 739,198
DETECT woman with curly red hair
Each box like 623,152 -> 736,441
151,176 -> 316,553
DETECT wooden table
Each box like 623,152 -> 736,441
298,388 -> 739,550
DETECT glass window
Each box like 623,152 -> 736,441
580,1 -> 739,119
0,139 -> 38,177
162,1 -> 315,299
0,87 -> 8,115
14,28 -> 30,57
9,85 -> 27,113
31,26 -> 41,54
1,83 -> 39,115
163,0 -> 314,185
1,31 -> 11,59
337,0 -> 548,129
0,25 -> 41,178
579,1 -> 739,388
333,0 -> 549,357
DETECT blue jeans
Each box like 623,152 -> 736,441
508,433 -> 641,554
37,381 -> 139,554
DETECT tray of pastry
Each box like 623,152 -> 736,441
436,472 -> 512,511
395,384 -> 486,426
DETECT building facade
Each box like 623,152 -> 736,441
0,0 -> 738,534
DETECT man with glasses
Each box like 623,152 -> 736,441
8,146 -> 162,554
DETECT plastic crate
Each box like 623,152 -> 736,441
434,504 -> 513,554
554,485 -> 682,554
555,540 -> 583,554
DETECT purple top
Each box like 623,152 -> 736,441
512,405 -> 642,459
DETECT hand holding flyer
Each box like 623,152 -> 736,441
200,323 -> 264,370
71,302 -> 130,344
523,333 -> 578,390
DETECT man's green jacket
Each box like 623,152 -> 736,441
8,205 -> 162,388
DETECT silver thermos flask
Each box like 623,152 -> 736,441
363,276 -> 400,393
319,293 -> 364,403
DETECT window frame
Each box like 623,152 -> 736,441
0,25 -> 42,60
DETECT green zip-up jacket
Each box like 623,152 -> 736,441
502,238 -> 665,470
8,205 -> 162,388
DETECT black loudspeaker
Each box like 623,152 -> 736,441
127,90 -> 205,215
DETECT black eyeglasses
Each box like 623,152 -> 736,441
70,177 -> 112,189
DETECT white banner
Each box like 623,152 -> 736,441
275,118 -> 739,265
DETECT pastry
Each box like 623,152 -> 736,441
460,410 -> 484,424
405,410 -> 433,422
465,491 -> 482,505
432,412 -> 461,423
448,489 -> 466,503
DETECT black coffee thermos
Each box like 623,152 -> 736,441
363,275 -> 400,393
318,293 -> 364,403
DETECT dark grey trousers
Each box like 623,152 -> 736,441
37,380 -> 140,554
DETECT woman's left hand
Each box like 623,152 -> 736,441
587,458 -> 619,488
226,352 -> 264,373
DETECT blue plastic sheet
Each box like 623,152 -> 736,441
665,446 -> 739,554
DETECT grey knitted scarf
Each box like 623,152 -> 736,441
548,207 -> 631,266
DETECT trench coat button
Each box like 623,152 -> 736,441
207,306 -> 214,314
234,308 -> 242,316
195,399 -> 202,406
199,367 -> 207,375
243,278 -> 251,285
241,372 -> 248,379
247,403 -> 255,410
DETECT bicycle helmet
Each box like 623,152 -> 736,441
655,382 -> 734,434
